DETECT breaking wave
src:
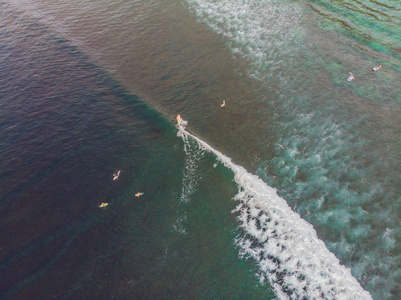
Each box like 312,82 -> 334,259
178,123 -> 372,299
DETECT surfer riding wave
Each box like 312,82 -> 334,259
176,114 -> 188,130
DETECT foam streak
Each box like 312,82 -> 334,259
178,125 -> 372,299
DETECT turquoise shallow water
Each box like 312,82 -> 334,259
1,0 -> 401,299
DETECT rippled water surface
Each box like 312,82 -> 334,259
1,0 -> 401,299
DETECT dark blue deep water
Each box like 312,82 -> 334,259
0,3 -> 273,299
1,0 -> 401,299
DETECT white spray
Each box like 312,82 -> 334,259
177,120 -> 372,299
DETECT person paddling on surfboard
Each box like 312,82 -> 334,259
113,170 -> 120,181
99,202 -> 108,208
372,65 -> 382,71
221,100 -> 226,107
135,192 -> 144,197
347,72 -> 354,82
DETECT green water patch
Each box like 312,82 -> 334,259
308,0 -> 401,55
132,156 -> 275,299
39,112 -> 276,299
305,0 -> 401,103
72,139 -> 275,299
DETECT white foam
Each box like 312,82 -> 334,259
184,0 -> 304,82
178,126 -> 372,299
173,122 -> 204,234
176,118 -> 188,131
183,1 -> 398,298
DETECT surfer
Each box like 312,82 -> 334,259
221,100 -> 226,108
99,202 -> 108,208
372,65 -> 382,71
176,114 -> 181,126
113,170 -> 120,181
347,72 -> 354,82
135,192 -> 144,197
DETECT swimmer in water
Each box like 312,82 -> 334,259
347,72 -> 354,82
99,202 -> 108,208
135,192 -> 144,197
113,170 -> 120,181
221,100 -> 226,108
372,65 -> 382,71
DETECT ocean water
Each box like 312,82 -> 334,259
1,0 -> 400,299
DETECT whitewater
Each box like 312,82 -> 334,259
177,120 -> 372,299
2,0 -> 400,298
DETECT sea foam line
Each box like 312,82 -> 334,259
173,130 -> 205,234
177,123 -> 372,300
